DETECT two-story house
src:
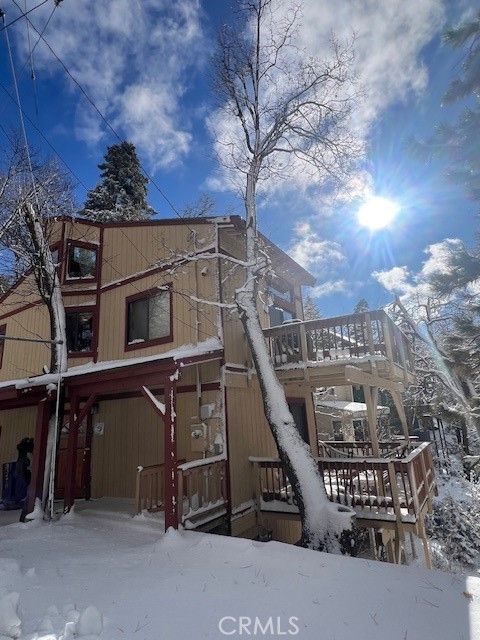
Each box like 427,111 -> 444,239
0,215 -> 436,566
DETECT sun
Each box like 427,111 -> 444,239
357,196 -> 399,231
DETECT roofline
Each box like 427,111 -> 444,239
227,217 -> 316,286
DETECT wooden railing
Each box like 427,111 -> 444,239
135,463 -> 164,514
318,440 -> 410,459
250,442 -> 435,523
177,456 -> 228,526
263,310 -> 414,372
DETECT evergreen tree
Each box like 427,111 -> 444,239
83,141 -> 152,222
303,294 -> 322,320
412,12 -> 480,202
353,298 -> 369,314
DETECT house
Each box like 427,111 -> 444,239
315,385 -> 391,442
0,215 -> 436,566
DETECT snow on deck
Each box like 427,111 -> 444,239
0,508 -> 478,639
316,400 -> 390,416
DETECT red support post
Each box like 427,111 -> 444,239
63,394 -> 80,513
24,397 -> 51,516
163,373 -> 178,531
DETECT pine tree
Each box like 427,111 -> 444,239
411,12 -> 480,202
353,298 -> 369,314
303,294 -> 322,320
83,142 -> 152,222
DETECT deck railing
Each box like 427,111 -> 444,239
135,463 -> 165,513
263,310 -> 414,372
177,456 -> 228,526
317,440 -> 409,459
250,442 -> 435,523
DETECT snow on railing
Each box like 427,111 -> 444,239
263,310 -> 414,372
250,442 -> 435,523
178,457 -> 228,525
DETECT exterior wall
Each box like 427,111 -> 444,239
226,375 -> 317,512
0,407 -> 36,493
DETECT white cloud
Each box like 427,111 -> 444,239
208,0 -> 445,206
372,238 -> 465,300
372,265 -> 413,296
289,222 -> 345,272
421,238 -> 464,278
311,280 -> 348,298
16,0 -> 205,169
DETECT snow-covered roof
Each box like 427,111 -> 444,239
0,337 -> 223,392
317,400 -> 390,417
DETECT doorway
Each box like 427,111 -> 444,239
55,413 -> 93,500
287,398 -> 310,444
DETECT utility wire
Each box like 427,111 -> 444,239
0,80 -> 88,190
0,0 -> 49,32
2,9 -> 40,210
11,0 -> 184,220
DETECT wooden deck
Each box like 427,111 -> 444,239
263,310 -> 414,384
250,441 -> 435,526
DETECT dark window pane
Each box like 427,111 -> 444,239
66,312 -> 93,352
0,325 -> 5,368
67,246 -> 97,279
127,291 -> 170,344
148,292 -> 170,339
128,297 -> 149,343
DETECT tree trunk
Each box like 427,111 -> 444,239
23,201 -> 68,514
236,168 -> 353,550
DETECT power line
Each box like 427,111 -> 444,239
2,8 -> 39,211
11,0 -> 183,220
0,80 -> 89,190
0,0 -> 49,32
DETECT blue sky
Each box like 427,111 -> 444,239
0,0 -> 476,316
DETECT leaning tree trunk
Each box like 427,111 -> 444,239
236,168 -> 354,551
23,201 -> 68,513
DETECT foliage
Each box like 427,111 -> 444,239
303,295 -> 322,320
412,11 -> 480,202
83,141 -> 152,222
353,298 -> 369,314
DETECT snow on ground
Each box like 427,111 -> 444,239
0,504 -> 478,639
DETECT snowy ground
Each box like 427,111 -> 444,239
0,503 -> 479,639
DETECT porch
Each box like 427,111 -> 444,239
250,440 -> 436,566
0,338 -> 229,532
263,310 -> 414,383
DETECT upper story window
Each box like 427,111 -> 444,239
66,243 -> 97,280
267,279 -> 295,326
0,324 -> 6,368
126,288 -> 172,349
66,310 -> 94,355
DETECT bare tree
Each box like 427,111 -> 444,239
212,0 -> 360,549
391,295 -> 480,452
0,143 -> 71,514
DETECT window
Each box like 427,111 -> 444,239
66,310 -> 94,354
0,324 -> 5,368
267,279 -> 295,326
67,244 -> 97,279
126,289 -> 171,348
332,420 -> 344,441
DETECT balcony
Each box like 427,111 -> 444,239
250,441 -> 436,565
263,310 -> 414,381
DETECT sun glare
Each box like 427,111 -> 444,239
357,196 -> 399,231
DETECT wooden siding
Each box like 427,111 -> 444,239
226,378 -> 317,510
0,406 -> 36,493
0,304 -> 51,382
90,384 -> 223,499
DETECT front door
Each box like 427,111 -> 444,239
288,399 -> 309,445
55,413 -> 93,499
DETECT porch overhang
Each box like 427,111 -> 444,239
0,337 -> 223,404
